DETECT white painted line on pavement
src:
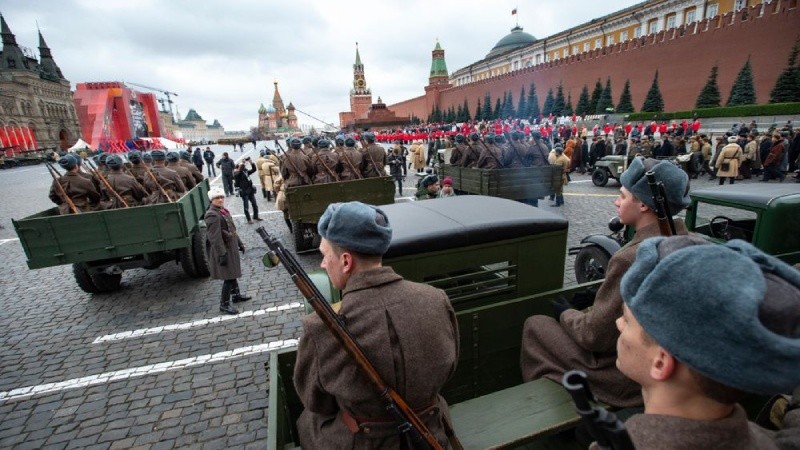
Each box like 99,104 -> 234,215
93,302 -> 304,344
0,339 -> 299,403
568,179 -> 594,183
0,238 -> 20,246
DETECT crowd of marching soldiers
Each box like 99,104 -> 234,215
47,149 -> 204,214
277,133 -> 388,188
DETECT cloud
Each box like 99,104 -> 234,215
4,0 -> 640,131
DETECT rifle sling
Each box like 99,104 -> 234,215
314,152 -> 340,181
364,145 -> 383,176
284,151 -> 312,185
340,150 -> 363,179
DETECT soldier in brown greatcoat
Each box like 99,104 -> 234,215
360,132 -> 387,178
520,158 -> 690,408
144,150 -> 187,203
459,133 -> 483,168
48,154 -> 101,214
179,150 -> 204,184
294,202 -> 459,449
476,133 -> 504,169
449,134 -> 467,165
104,155 -> 147,207
126,151 -> 150,190
166,152 -> 196,190
311,138 -> 340,184
338,137 -> 364,181
280,138 -> 313,187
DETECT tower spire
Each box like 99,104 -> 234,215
272,80 -> 285,113
0,14 -> 29,71
37,27 -> 64,79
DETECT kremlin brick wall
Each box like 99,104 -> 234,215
389,3 -> 799,122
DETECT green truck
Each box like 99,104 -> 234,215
439,165 -> 563,200
12,179 -> 212,293
571,183 -> 800,282
284,176 -> 396,252
264,186 -> 796,449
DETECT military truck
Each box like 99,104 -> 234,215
439,165 -> 563,201
12,179 -> 212,294
284,177 -> 396,252
571,183 -> 800,283
591,155 -> 627,187
264,191 -> 790,449
265,196 -> 603,449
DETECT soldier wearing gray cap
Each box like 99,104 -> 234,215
166,151 -> 196,190
105,155 -> 147,207
294,202 -> 459,449
48,154 -> 101,214
360,132 -> 387,178
611,236 -> 800,449
179,149 -> 204,184
144,150 -> 186,202
522,157 -> 691,408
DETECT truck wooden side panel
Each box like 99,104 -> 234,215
12,179 -> 210,269
285,176 -> 396,223
440,165 -> 563,200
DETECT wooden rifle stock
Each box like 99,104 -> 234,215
645,170 -> 676,236
46,161 -> 80,214
85,161 -> 129,208
142,163 -> 174,203
254,227 -> 445,450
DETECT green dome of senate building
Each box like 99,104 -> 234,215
487,26 -> 536,59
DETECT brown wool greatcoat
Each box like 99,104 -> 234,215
339,148 -> 364,181
409,142 -> 426,170
589,405 -> 786,450
294,267 -> 459,449
105,171 -> 147,207
260,156 -> 280,192
521,221 -> 687,408
280,149 -> 313,187
361,144 -> 387,178
143,166 -> 186,203
204,204 -> 242,280
168,162 -> 197,190
48,171 -> 101,214
180,159 -> 204,184
312,148 -> 341,184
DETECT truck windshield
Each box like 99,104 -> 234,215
692,203 -> 758,243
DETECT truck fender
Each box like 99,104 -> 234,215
568,234 -> 622,258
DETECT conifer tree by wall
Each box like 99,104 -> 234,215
493,98 -> 502,119
589,79 -> 603,114
617,80 -> 634,113
726,58 -> 756,106
542,88 -> 555,117
641,71 -> 664,113
527,82 -> 540,120
576,85 -> 591,116
770,37 -> 800,103
695,65 -> 721,108
474,99 -> 483,121
552,84 -> 566,117
564,93 -> 574,116
517,87 -> 527,120
482,93 -> 492,120
596,78 -> 614,113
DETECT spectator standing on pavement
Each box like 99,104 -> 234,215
192,147 -> 204,174
205,188 -> 251,315
216,152 -> 235,196
714,136 -> 743,185
388,146 -> 405,196
203,147 -> 216,177
233,158 -> 262,224
762,133 -> 786,182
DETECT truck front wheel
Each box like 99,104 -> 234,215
592,168 -> 609,187
73,263 -> 100,294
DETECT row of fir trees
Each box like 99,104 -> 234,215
427,38 -> 800,123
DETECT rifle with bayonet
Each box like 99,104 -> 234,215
645,170 -> 676,236
563,370 -> 635,450
255,227 -> 452,450
45,161 -> 80,214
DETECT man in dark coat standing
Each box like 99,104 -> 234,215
205,188 -> 251,315
294,202 -> 459,449
521,157 -> 690,408
203,147 -> 216,177
192,147 -> 204,173
216,152 -> 235,196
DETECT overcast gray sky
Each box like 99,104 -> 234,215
4,0 -> 641,131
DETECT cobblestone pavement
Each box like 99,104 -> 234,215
0,144 -> 770,449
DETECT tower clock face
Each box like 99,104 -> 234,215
357,79 -> 365,88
